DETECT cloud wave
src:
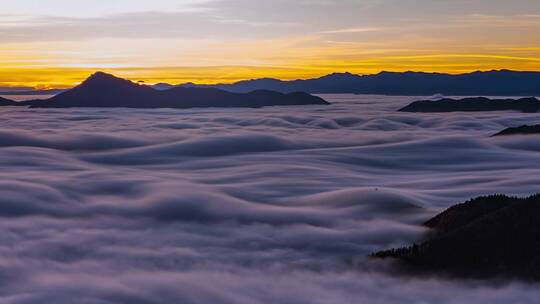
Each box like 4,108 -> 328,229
0,95 -> 539,302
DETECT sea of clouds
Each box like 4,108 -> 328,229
0,94 -> 539,303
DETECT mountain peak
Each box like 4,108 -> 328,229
323,72 -> 356,77
86,71 -> 118,81
80,72 -> 138,89
318,72 -> 361,81
30,72 -> 328,109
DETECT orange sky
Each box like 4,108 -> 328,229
1,1 -> 539,89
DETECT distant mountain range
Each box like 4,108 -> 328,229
399,97 -> 540,113
2,70 -> 539,97
4,72 -> 328,109
150,70 -> 540,96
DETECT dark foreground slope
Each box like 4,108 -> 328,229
373,194 -> 540,280
29,72 -> 329,109
399,97 -> 540,113
171,70 -> 540,95
493,124 -> 540,136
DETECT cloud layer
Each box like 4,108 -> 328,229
0,95 -> 539,302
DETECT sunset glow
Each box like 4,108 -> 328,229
1,0 -> 540,88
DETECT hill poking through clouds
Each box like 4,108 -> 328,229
19,72 -> 329,109
399,97 -> 540,113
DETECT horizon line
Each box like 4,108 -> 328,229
2,68 -> 540,91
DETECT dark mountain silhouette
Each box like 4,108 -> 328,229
0,96 -> 17,106
27,72 -> 329,109
152,83 -> 176,91
372,193 -> 540,280
4,70 -> 540,97
0,96 -> 43,106
399,97 -> 540,113
0,97 -> 42,107
177,72 -> 366,94
492,124 -> 540,136
153,70 -> 540,95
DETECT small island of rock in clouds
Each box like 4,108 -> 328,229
1,1 -> 540,303
399,97 -> 540,113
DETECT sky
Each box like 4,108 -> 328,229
1,0 -> 540,88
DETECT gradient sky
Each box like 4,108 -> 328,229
1,0 -> 540,88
